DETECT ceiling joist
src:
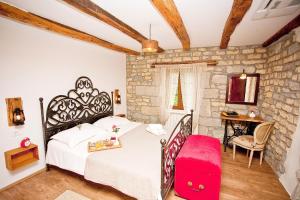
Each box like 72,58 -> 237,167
0,2 -> 139,55
61,0 -> 164,52
263,14 -> 300,47
151,0 -> 190,50
220,0 -> 252,49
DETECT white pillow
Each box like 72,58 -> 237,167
51,125 -> 95,148
79,123 -> 111,139
93,116 -> 130,131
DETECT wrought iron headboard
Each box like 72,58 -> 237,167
39,76 -> 114,152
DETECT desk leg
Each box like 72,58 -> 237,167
223,120 -> 228,152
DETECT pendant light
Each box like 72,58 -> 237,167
142,24 -> 158,53
240,69 -> 247,80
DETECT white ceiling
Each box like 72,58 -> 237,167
1,0 -> 300,52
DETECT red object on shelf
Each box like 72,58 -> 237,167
20,137 -> 31,148
110,136 -> 116,141
175,135 -> 221,200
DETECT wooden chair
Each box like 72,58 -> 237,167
232,121 -> 275,168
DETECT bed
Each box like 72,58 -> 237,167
39,76 -> 193,200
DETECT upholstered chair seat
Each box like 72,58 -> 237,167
232,135 -> 265,150
232,121 -> 275,168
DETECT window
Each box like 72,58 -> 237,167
172,72 -> 184,110
168,70 -> 194,111
158,64 -> 207,133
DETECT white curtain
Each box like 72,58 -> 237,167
158,67 -> 170,124
244,76 -> 257,102
158,63 -> 207,133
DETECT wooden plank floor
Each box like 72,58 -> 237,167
0,146 -> 290,200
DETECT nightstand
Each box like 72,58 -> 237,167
115,114 -> 126,118
5,144 -> 39,170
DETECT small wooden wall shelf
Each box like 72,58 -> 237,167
5,144 -> 39,170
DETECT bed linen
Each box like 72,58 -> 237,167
84,124 -> 169,200
46,121 -> 141,175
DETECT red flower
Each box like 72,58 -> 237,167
112,125 -> 117,129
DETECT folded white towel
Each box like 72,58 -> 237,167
146,124 -> 167,135
148,124 -> 164,130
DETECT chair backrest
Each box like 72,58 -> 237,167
254,121 -> 275,146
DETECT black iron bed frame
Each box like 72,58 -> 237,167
39,76 -> 193,200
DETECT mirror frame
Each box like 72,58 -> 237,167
225,73 -> 260,105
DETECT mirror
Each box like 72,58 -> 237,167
225,73 -> 260,105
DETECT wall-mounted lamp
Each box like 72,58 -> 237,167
5,97 -> 25,126
240,69 -> 247,80
114,89 -> 121,104
13,108 -> 25,125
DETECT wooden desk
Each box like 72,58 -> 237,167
220,114 -> 264,152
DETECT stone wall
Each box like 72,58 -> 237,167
126,46 -> 267,139
258,31 -> 300,175
126,28 -> 300,181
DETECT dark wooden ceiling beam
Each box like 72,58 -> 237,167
263,14 -> 300,47
0,2 -> 139,55
61,0 -> 164,52
151,0 -> 190,50
220,0 -> 252,49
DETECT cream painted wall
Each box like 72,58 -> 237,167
280,108 -> 300,195
0,18 -> 126,189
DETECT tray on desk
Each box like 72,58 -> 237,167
88,139 -> 121,152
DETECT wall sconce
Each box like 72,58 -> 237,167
114,89 -> 121,104
13,108 -> 25,125
5,97 -> 25,126
240,69 -> 247,80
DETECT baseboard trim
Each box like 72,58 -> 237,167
0,167 -> 47,192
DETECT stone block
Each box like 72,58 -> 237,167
199,117 -> 221,127
141,106 -> 159,115
283,55 -> 294,64
242,60 -> 265,65
247,54 -> 262,59
212,75 -> 227,84
242,49 -> 254,54
289,81 -> 300,91
203,89 -> 219,98
255,48 -> 267,53
226,66 -> 244,73
216,51 -> 226,55
136,86 -> 159,96
288,43 -> 300,55
227,50 -> 239,55
200,99 -> 211,117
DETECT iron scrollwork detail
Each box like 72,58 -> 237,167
45,76 -> 112,128
161,114 -> 193,199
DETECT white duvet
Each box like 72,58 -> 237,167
46,121 -> 141,175
46,121 -> 166,200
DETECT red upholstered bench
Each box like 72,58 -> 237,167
175,135 -> 221,200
